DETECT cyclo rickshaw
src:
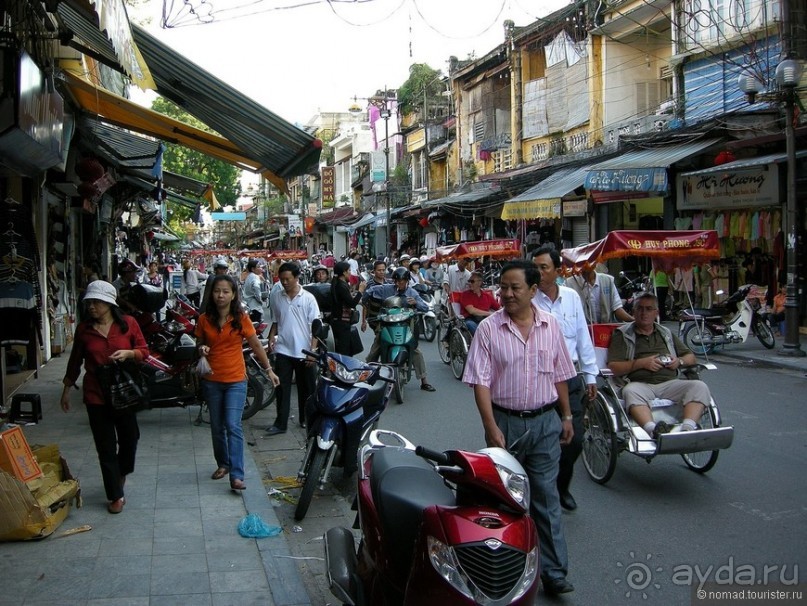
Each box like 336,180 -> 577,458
434,238 -> 521,379
561,230 -> 735,484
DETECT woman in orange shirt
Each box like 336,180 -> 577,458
196,275 -> 278,491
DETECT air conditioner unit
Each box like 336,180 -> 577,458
659,64 -> 673,80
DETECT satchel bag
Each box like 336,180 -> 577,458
97,360 -> 149,413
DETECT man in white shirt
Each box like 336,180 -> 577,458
565,268 -> 633,324
442,257 -> 472,295
533,247 -> 598,512
266,262 -> 320,435
242,259 -> 266,322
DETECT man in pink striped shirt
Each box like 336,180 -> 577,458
463,260 -> 577,596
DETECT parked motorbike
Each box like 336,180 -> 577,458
324,429 -> 539,605
617,271 -> 649,315
294,325 -> 395,521
412,283 -> 438,342
129,285 -> 275,419
375,296 -> 419,404
678,284 -> 775,354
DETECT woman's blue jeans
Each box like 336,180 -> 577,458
201,379 -> 247,481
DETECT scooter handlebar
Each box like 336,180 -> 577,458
415,445 -> 452,466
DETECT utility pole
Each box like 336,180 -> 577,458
381,88 -> 392,258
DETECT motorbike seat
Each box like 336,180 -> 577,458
678,308 -> 724,321
370,448 -> 455,573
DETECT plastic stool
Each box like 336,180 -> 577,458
8,393 -> 42,424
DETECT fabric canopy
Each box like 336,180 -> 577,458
435,239 -> 521,261
561,230 -> 720,273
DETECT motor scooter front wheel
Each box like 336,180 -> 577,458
753,316 -> 775,349
422,315 -> 437,342
295,448 -> 328,521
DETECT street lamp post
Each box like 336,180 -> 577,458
776,58 -> 805,356
738,57 -> 805,356
380,101 -> 391,259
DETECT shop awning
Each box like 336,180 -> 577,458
678,151 -> 807,177
585,139 -> 721,193
60,71 -> 290,191
316,207 -> 356,225
346,213 -> 376,230
423,183 -> 506,214
501,166 -> 591,220
131,25 -> 321,180
53,0 -> 155,89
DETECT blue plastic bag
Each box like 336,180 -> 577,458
237,513 -> 282,538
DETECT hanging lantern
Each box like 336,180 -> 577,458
714,150 -> 736,166
77,181 -> 99,199
419,217 -> 429,228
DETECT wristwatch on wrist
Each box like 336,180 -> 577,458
562,415 -> 573,421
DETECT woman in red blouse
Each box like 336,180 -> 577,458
196,275 -> 278,491
60,281 -> 149,514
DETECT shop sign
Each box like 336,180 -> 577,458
585,167 -> 668,193
0,50 -> 66,175
371,151 -> 386,183
562,199 -> 587,217
321,166 -> 335,208
676,167 -> 779,210
211,212 -> 247,221
287,215 -> 303,237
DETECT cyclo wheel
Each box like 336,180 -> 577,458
581,393 -> 618,484
449,328 -> 468,380
681,405 -> 720,473
294,447 -> 328,521
437,314 -> 451,364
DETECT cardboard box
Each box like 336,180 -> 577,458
0,443 -> 81,541
0,426 -> 43,482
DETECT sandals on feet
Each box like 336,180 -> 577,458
211,467 -> 229,480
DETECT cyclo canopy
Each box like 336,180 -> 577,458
560,230 -> 720,275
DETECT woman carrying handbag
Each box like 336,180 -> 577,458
60,280 -> 149,514
196,275 -> 279,491
330,261 -> 362,356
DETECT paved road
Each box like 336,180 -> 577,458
246,326 -> 807,605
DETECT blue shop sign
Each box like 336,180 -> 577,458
584,167 -> 669,193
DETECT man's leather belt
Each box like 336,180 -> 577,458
492,402 -> 557,418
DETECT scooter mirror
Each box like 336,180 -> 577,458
312,318 -> 324,340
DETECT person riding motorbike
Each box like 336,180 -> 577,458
362,267 -> 436,392
312,264 -> 329,284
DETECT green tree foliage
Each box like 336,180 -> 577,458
397,64 -> 445,116
151,96 -> 242,209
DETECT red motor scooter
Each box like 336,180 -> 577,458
324,430 -> 539,605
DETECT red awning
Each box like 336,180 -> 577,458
435,239 -> 521,261
316,207 -> 356,225
561,230 -> 720,273
267,250 -> 308,261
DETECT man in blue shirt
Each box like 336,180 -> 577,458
362,267 -> 436,391
532,247 -> 598,512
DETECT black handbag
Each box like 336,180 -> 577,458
349,325 -> 364,355
97,360 -> 149,413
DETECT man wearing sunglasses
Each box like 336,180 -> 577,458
459,271 -> 500,335
607,291 -> 710,439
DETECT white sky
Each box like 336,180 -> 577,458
130,0 -> 571,126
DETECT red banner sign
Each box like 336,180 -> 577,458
321,166 -> 335,208
435,239 -> 521,261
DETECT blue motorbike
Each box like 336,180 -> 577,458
294,330 -> 395,521
376,296 -> 419,404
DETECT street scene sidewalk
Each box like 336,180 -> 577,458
0,350 -> 311,606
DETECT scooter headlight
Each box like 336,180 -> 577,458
327,357 -> 372,384
494,463 -> 530,511
427,537 -> 538,604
